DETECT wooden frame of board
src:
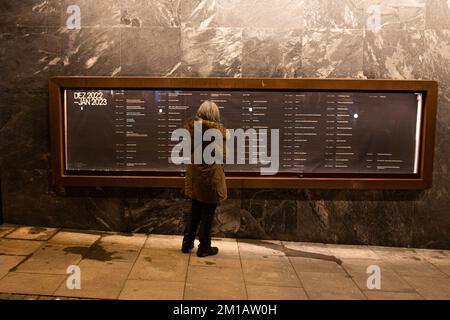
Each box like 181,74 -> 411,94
49,77 -> 438,190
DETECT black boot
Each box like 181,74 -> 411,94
197,202 -> 218,257
181,200 -> 202,254
181,238 -> 195,254
197,245 -> 219,257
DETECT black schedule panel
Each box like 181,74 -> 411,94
64,89 -> 422,175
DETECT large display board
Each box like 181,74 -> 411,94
49,77 -> 438,190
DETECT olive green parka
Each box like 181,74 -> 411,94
184,116 -> 228,204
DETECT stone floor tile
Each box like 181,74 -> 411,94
145,234 -> 184,250
54,259 -> 133,299
386,259 -> 447,278
49,230 -> 101,247
363,291 -> 423,300
0,255 -> 26,279
0,293 -> 12,300
5,226 -> 59,241
1,226 -> 450,301
187,265 -> 244,283
432,264 -> 450,277
369,246 -> 420,261
128,248 -> 189,282
0,239 -> 43,256
326,245 -> 380,260
189,254 -> 242,268
184,281 -> 246,300
212,238 -> 239,252
282,242 -> 331,254
38,296 -> 59,300
14,244 -> 89,274
189,239 -> 240,267
282,242 -> 338,263
0,226 -> 16,238
340,258 -> 393,274
401,276 -> 450,300
189,239 -> 240,268
350,271 -> 416,293
416,249 -> 450,263
119,280 -> 184,300
0,272 -> 65,296
84,243 -> 142,263
100,233 -> 147,247
241,257 -> 301,287
299,272 -> 366,300
290,257 -> 346,274
369,247 -> 448,277
246,285 -> 308,300
415,249 -> 450,276
238,240 -> 285,259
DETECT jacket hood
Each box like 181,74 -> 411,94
185,116 -> 227,136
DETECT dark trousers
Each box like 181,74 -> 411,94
183,199 -> 217,249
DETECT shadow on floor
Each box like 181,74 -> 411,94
238,239 -> 342,265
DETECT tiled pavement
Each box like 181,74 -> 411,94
0,224 -> 449,300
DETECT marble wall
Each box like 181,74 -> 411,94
0,0 -> 449,248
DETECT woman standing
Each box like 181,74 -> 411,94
182,101 -> 228,257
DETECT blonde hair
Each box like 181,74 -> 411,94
197,100 -> 220,122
